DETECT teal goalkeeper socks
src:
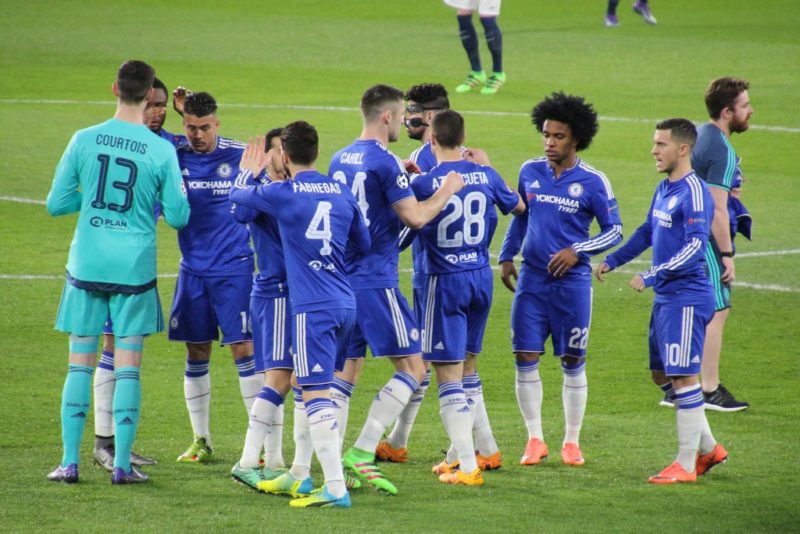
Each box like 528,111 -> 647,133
61,364 -> 94,466
112,367 -> 141,471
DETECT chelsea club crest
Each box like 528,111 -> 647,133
568,183 -> 584,198
667,196 -> 678,210
217,163 -> 233,178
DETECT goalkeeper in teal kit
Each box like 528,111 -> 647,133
45,60 -> 190,485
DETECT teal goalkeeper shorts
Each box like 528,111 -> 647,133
55,283 -> 164,337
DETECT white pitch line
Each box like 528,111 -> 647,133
1,98 -> 798,134
0,195 -> 46,206
621,248 -> 800,266
610,267 -> 799,293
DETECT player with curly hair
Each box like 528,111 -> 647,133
499,92 -> 623,468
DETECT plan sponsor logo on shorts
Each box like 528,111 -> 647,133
170,317 -> 179,329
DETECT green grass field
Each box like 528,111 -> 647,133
1,0 -> 799,532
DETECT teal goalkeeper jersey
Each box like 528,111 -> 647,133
47,118 -> 190,292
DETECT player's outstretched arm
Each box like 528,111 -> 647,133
159,154 -> 190,230
46,137 -> 82,216
229,136 -> 269,222
510,196 -> 525,215
172,86 -> 191,117
240,136 -> 268,175
393,171 -> 465,229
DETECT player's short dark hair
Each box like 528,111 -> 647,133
531,92 -> 599,151
656,118 -> 698,147
704,77 -> 750,119
116,60 -> 155,104
281,121 -> 318,166
184,92 -> 217,118
265,127 -> 284,151
152,77 -> 168,97
404,83 -> 450,110
432,110 -> 464,149
360,84 -> 404,120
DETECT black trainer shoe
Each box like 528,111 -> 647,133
704,384 -> 749,412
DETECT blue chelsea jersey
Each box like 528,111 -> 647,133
412,159 -> 519,274
176,137 -> 254,276
605,172 -> 715,305
328,139 -> 415,288
406,141 -> 436,289
230,170 -> 287,298
157,128 -> 186,148
230,170 -> 371,313
500,157 -> 622,284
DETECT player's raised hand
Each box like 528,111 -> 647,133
720,256 -> 735,283
172,86 -> 192,116
547,246 -> 579,278
464,147 -> 491,166
404,159 -> 421,175
240,136 -> 268,175
595,261 -> 612,282
442,171 -> 465,194
500,261 -> 518,292
629,274 -> 646,292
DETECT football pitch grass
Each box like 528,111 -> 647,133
0,0 -> 798,531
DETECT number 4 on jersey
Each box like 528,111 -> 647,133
306,201 -> 333,255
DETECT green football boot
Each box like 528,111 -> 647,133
342,447 -> 397,495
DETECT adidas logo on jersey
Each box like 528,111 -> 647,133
434,342 -> 445,350
181,168 -> 190,176
311,363 -> 323,373
691,355 -> 701,364
532,180 -> 541,188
